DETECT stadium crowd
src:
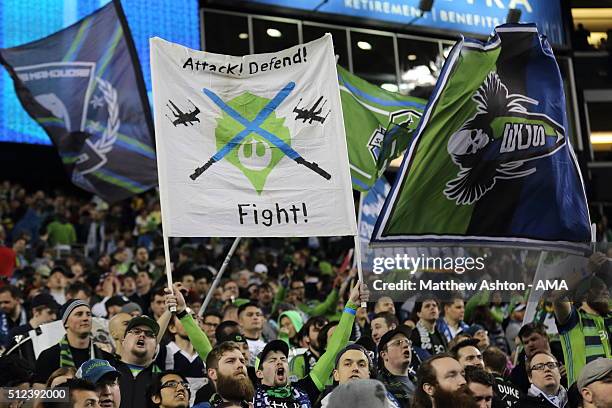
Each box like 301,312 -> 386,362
0,180 -> 610,408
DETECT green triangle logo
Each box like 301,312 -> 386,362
214,92 -> 291,194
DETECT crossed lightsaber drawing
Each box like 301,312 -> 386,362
189,81 -> 332,181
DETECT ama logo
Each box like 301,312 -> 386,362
444,72 -> 565,205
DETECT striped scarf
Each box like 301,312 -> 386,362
59,335 -> 94,368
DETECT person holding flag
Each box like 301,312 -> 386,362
254,282 -> 369,407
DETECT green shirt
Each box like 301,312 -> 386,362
557,307 -> 612,385
46,221 -> 77,246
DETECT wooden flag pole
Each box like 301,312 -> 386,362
197,237 -> 242,317
162,233 -> 176,313
353,234 -> 367,309
354,191 -> 367,308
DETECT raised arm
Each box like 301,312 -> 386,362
309,282 -> 369,391
165,284 -> 213,360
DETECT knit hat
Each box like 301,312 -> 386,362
60,299 -> 90,326
327,379 -> 389,408
120,302 -> 143,316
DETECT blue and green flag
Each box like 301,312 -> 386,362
337,65 -> 426,192
0,0 -> 156,203
371,24 -> 590,251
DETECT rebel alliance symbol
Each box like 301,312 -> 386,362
191,82 -> 331,181
237,138 -> 272,170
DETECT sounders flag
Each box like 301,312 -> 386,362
337,65 -> 426,192
372,24 -> 590,251
0,0 -> 156,203
150,35 -> 356,237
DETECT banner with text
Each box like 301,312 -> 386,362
150,35 -> 357,237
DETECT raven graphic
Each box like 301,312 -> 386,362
444,72 -> 545,205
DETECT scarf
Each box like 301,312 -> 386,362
416,321 -> 433,352
527,384 -> 568,408
59,335 -> 95,368
254,385 -> 311,408
436,318 -> 469,342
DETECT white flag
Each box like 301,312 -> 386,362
150,34 -> 356,237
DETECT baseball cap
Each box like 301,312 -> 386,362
577,358 -> 612,390
31,293 -> 60,312
464,324 -> 486,337
36,265 -> 51,278
378,325 -> 413,351
253,263 -> 268,274
105,295 -> 129,310
125,315 -> 160,336
256,340 -> 289,370
50,265 -> 74,279
76,359 -> 120,384
217,332 -> 248,345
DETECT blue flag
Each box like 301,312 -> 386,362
0,0 -> 156,203
372,25 -> 590,251
358,177 -> 391,270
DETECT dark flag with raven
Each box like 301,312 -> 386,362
0,0 -> 156,203
371,24 -> 591,252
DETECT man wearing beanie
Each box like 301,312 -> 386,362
327,379 -> 394,408
32,299 -> 107,387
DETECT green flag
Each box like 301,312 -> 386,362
337,65 -> 426,192
371,25 -> 590,251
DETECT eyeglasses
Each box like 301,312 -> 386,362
387,339 -> 412,348
530,362 -> 560,371
127,328 -> 156,339
161,380 -> 190,390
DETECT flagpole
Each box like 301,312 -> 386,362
197,237 -> 242,317
162,233 -> 175,313
354,191 -> 367,308
151,40 -> 176,312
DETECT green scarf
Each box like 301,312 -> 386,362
59,335 -> 94,368
266,385 -> 292,399
59,335 -> 76,367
